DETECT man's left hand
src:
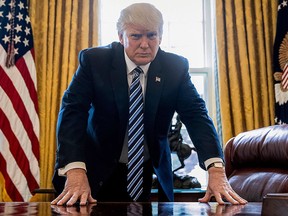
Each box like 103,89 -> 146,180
198,167 -> 247,205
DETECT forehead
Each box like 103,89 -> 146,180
124,24 -> 158,34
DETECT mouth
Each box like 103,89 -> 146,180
137,53 -> 150,57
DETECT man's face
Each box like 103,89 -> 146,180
119,25 -> 162,65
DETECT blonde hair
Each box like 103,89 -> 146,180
117,3 -> 164,37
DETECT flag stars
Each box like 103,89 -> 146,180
25,15 -> 30,24
0,0 -> 5,7
23,38 -> 29,46
2,1 -> 37,67
14,48 -> 19,55
279,0 -> 288,10
18,1 -> 25,10
16,12 -> 23,21
9,0 -> 15,8
15,24 -> 22,33
4,23 -> 11,31
2,35 -> 10,44
6,12 -> 13,20
24,26 -> 30,35
13,35 -> 21,44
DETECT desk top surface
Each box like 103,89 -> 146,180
0,202 -> 262,215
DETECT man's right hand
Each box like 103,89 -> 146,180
51,168 -> 97,206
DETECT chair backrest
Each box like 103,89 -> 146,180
224,125 -> 288,202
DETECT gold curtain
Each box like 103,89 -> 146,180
27,0 -> 99,201
215,0 -> 278,144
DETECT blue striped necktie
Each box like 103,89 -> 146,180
127,66 -> 144,201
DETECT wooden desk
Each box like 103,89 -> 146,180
33,188 -> 207,202
0,202 -> 262,215
151,188 -> 206,202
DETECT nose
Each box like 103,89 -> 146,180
140,37 -> 149,49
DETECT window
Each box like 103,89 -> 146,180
99,0 -> 214,188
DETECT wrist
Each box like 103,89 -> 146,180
207,162 -> 224,170
67,168 -> 86,176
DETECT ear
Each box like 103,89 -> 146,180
118,33 -> 124,45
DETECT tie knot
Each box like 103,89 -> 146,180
133,66 -> 143,77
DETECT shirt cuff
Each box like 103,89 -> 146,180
58,162 -> 87,176
204,158 -> 224,170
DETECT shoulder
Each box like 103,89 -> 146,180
79,42 -> 122,59
78,42 -> 123,66
157,48 -> 189,70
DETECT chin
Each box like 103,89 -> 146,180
135,58 -> 154,65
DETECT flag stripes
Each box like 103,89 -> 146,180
0,135 -> 31,201
0,154 -> 23,201
17,51 -> 39,112
0,0 -> 40,201
0,63 -> 39,160
0,48 -> 39,127
0,109 -> 39,200
0,96 -> 39,181
0,63 -> 40,200
282,63 -> 288,90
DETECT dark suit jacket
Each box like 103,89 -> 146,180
52,42 -> 223,201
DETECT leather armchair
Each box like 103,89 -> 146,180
224,125 -> 288,202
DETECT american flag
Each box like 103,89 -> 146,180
273,0 -> 288,124
0,0 -> 40,201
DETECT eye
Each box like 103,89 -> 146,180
147,32 -> 157,40
130,34 -> 142,40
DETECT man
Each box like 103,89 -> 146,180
51,3 -> 247,206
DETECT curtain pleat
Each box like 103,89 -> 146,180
215,0 -> 277,144
26,0 -> 99,201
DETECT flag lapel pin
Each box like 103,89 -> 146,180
155,77 -> 161,82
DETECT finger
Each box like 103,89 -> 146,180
229,190 -> 247,204
51,197 -> 60,205
56,191 -> 75,206
214,192 -> 225,205
198,191 -> 212,203
222,192 -> 239,205
66,194 -> 80,206
79,193 -> 89,206
51,192 -> 67,205
87,195 -> 97,204
227,190 -> 246,205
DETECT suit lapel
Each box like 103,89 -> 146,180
110,43 -> 129,132
144,53 -> 164,130
110,44 -> 165,143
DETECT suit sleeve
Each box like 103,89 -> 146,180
175,60 -> 223,170
55,49 -> 94,169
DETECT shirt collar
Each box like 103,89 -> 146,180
124,51 -> 150,75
